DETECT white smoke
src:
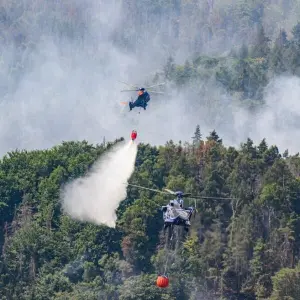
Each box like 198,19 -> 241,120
227,75 -> 300,154
251,76 -> 300,153
1,1 -> 300,157
60,140 -> 138,227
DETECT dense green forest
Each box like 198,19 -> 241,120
1,0 -> 300,299
1,132 -> 300,299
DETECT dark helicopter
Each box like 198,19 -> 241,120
119,81 -> 165,111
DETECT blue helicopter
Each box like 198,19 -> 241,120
119,81 -> 165,112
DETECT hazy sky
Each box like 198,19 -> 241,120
0,0 -> 300,156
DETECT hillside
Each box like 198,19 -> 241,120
1,133 -> 300,299
1,0 -> 300,154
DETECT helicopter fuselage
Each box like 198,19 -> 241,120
162,199 -> 194,232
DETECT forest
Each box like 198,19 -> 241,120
1,0 -> 300,299
1,132 -> 300,300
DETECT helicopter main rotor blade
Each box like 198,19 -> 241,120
126,183 -> 236,200
144,82 -> 166,89
147,91 -> 165,94
182,193 -> 192,197
120,89 -> 165,94
187,195 -> 236,200
163,188 -> 176,194
127,183 -> 171,195
120,89 -> 138,92
163,189 -> 192,197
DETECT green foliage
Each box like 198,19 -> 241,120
1,131 -> 300,299
270,264 -> 300,299
192,125 -> 202,147
118,274 -> 173,300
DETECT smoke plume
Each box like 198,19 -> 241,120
60,140 -> 137,227
1,0 -> 300,157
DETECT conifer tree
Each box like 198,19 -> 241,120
252,25 -> 270,58
207,129 -> 222,144
192,125 -> 202,147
